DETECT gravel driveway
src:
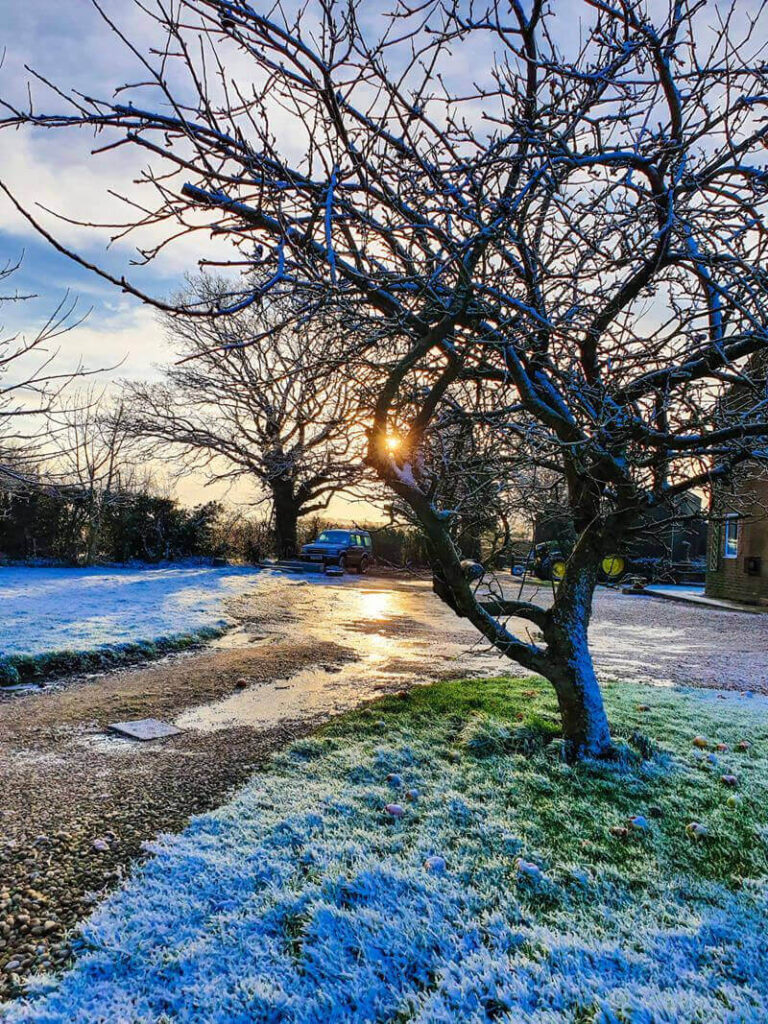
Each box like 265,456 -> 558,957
182,573 -> 768,738
588,587 -> 767,691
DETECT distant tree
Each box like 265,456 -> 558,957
0,479 -> 67,561
3,1 -> 768,757
101,493 -> 222,563
210,507 -> 272,564
123,280 -> 363,558
51,390 -> 134,564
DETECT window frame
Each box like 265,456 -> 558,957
722,515 -> 739,559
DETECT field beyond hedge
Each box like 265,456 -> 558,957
4,677 -> 768,1023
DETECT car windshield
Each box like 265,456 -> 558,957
315,531 -> 350,544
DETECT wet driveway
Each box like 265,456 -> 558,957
178,571 -> 768,734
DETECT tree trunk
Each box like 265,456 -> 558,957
84,524 -> 99,566
83,502 -> 101,567
542,541 -> 612,760
544,606 -> 612,759
375,460 -> 614,761
271,480 -> 300,559
438,508 -> 611,758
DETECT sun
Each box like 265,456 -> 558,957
384,434 -> 402,453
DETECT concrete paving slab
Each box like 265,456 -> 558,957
644,585 -> 767,614
108,718 -> 182,741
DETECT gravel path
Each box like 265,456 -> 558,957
500,579 -> 768,691
1,571 -> 765,999
0,636 -> 345,999
589,588 -> 768,691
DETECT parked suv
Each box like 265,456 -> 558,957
301,529 -> 373,573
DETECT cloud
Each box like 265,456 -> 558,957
0,0 -> 238,283
0,127 -> 238,281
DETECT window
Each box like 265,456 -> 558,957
723,516 -> 739,559
317,530 -> 350,544
363,535 -> 372,549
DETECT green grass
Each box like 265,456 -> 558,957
8,675 -> 768,1022
324,676 -> 768,888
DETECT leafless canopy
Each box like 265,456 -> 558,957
2,0 -> 767,755
48,388 -> 138,564
123,280 -> 364,556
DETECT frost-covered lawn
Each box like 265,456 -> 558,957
4,679 -> 768,1023
0,565 -> 262,656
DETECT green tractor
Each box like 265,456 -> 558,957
530,495 -> 707,586
529,542 -> 627,584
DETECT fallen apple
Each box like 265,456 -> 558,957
686,821 -> 708,839
424,855 -> 447,873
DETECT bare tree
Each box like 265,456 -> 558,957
51,389 -> 134,565
123,281 -> 363,558
382,401 -> 533,565
2,0 -> 768,756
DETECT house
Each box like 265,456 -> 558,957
706,471 -> 768,606
705,349 -> 768,606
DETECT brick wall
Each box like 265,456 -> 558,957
706,477 -> 768,606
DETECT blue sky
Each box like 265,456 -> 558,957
0,3 -> 199,485
0,1 -> 236,371
0,1 -> 250,503
3,0 -> 762,348
1,0 -> 763,512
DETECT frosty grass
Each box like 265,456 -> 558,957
3,678 -> 767,1023
0,565 -> 261,657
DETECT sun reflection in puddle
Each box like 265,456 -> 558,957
357,588 -> 396,617
176,575 -> 509,733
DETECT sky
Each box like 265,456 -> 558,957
0,0 -> 397,520
0,0 -> 763,517
0,2 -> 224,504
0,1 -> 307,512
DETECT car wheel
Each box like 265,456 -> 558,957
338,554 -> 347,573
357,556 -> 369,575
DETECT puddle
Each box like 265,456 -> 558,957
178,575 -> 511,733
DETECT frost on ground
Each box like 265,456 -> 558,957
0,566 -> 263,656
4,679 -> 767,1024
2,569 -> 766,693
